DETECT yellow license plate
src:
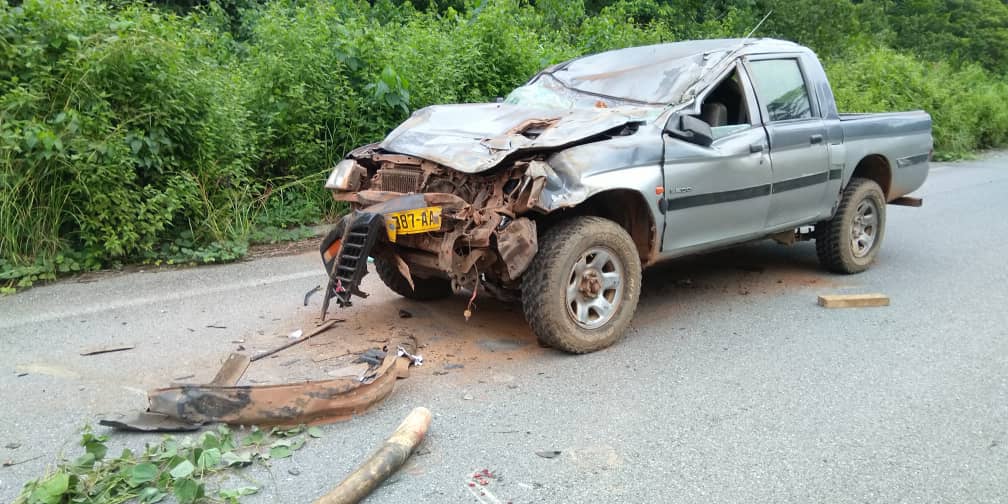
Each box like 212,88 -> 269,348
385,206 -> 441,242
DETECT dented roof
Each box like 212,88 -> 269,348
537,38 -> 805,105
376,38 -> 807,173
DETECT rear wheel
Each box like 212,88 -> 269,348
374,255 -> 453,301
521,217 -> 642,354
815,177 -> 887,273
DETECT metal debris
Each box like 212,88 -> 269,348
79,345 -> 134,356
355,348 -> 386,366
304,284 -> 322,306
98,412 -> 202,433
251,319 -> 341,362
396,345 -> 423,367
146,351 -> 414,426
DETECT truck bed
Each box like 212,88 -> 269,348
836,110 -> 932,200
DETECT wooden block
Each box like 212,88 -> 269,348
209,352 -> 251,386
818,293 -> 890,308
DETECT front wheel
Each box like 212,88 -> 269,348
521,217 -> 642,354
374,255 -> 453,301
815,177 -> 887,274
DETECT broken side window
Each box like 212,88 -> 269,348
695,67 -> 752,139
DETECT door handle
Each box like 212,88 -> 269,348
749,143 -> 764,153
810,134 -> 824,144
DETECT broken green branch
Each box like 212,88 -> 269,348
15,425 -> 319,504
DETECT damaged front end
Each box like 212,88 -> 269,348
319,148 -> 547,315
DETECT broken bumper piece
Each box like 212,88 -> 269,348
145,352 -> 412,427
320,211 -> 384,311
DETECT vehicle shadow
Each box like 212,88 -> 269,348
633,240 -> 839,325
363,240 -> 833,347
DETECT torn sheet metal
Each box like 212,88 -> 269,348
79,345 -> 134,356
147,353 -> 412,426
380,103 -> 639,173
496,218 -> 538,279
99,412 -> 202,433
396,345 -> 423,367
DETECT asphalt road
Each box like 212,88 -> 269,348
1,153 -> 1006,503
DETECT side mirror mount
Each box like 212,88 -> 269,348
663,114 -> 714,147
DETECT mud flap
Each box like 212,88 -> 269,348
320,212 -> 384,315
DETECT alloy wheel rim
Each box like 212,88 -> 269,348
851,198 -> 879,258
565,246 -> 624,330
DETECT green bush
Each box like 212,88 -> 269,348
0,0 -> 256,288
827,45 -> 1008,159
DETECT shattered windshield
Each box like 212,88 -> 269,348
506,45 -> 733,110
504,74 -> 646,110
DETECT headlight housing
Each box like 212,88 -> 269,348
325,159 -> 362,191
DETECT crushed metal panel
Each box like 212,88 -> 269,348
147,354 -> 411,426
496,218 -> 538,279
99,412 -> 202,433
379,103 -> 639,173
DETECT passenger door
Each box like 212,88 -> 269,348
745,57 -> 831,228
661,64 -> 772,253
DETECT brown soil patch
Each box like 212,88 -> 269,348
246,236 -> 321,260
226,282 -> 545,386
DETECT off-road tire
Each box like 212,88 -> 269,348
815,177 -> 887,274
521,216 -> 642,354
374,255 -> 453,301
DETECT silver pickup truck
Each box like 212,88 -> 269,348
319,38 -> 932,353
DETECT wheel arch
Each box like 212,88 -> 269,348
534,189 -> 657,264
851,154 -> 893,200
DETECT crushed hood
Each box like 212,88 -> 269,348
378,103 -> 639,173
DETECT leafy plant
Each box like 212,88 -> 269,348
15,424 -> 318,504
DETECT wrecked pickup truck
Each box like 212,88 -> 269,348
319,38 -> 932,353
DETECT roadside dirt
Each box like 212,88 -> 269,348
226,276 -> 544,388
246,235 -> 321,260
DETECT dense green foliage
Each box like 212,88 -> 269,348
2,0 -> 1007,289
0,0 -> 256,288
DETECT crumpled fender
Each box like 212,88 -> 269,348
526,125 -> 665,213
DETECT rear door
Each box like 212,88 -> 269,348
745,56 -> 831,228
